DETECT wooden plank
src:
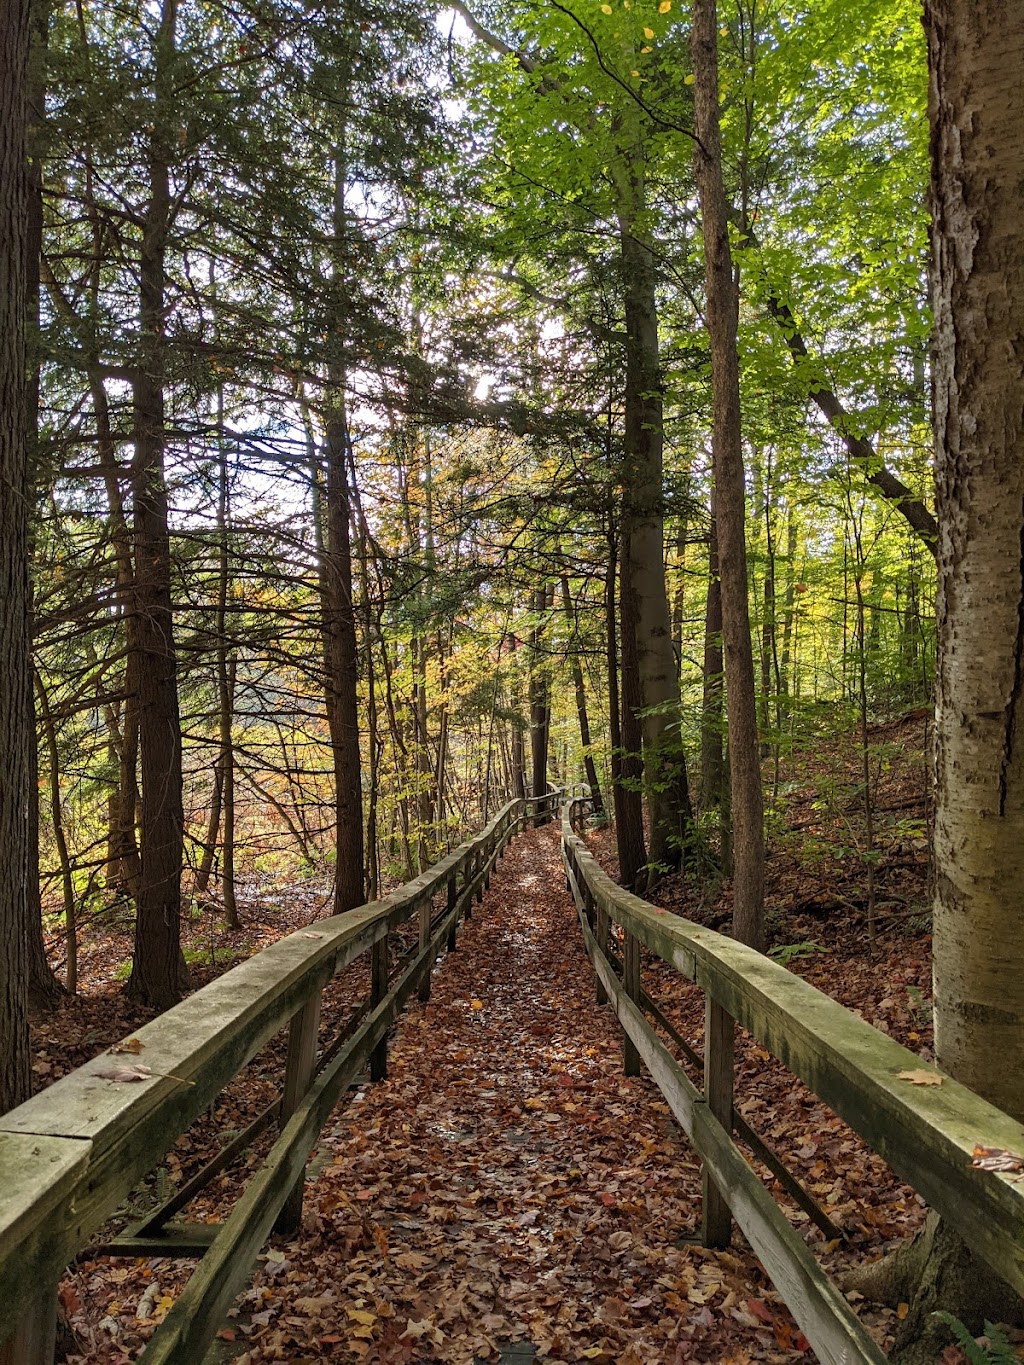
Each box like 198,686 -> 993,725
0,1284 -> 56,1365
623,933 -> 642,1078
579,910 -> 887,1365
0,1133 -> 90,1344
91,1224 -> 220,1258
275,992 -> 322,1233
134,1099 -> 281,1236
0,801 -> 524,1331
418,894 -> 433,1002
370,935 -> 390,1082
702,997 -> 734,1248
562,817 -> 1024,1297
140,881 -> 474,1365
446,875 -> 458,953
640,991 -> 841,1241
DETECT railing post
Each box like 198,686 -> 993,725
702,996 -> 735,1248
370,933 -> 389,1081
0,1287 -> 57,1365
417,893 -> 432,1002
445,872 -> 458,952
275,990 -> 322,1234
484,832 -> 493,891
623,931 -> 641,1076
475,844 -> 485,904
594,899 -> 609,1005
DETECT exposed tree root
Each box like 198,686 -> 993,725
842,1212 -> 1022,1363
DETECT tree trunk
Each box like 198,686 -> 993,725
560,571 -> 604,814
615,529 -> 649,888
619,214 -> 694,872
126,0 -> 188,1008
844,4 -> 1024,1355
692,0 -> 765,950
701,510 -> 725,815
322,401 -> 365,913
0,0 -> 33,1114
928,0 -> 1024,1125
529,585 -> 551,820
509,633 -> 527,802
25,0 -> 65,1013
35,675 -> 77,992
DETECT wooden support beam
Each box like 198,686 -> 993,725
370,936 -> 389,1081
91,1224 -> 220,1259
446,875 -> 458,952
575,902 -> 886,1365
559,814 -> 1024,1298
702,998 -> 734,1249
623,932 -> 642,1077
0,1285 -> 56,1365
275,992 -> 322,1234
417,894 -> 433,1002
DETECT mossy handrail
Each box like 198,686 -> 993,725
0,792 -> 559,1364
562,799 -> 1024,1365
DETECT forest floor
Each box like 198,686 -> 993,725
38,713 -> 969,1364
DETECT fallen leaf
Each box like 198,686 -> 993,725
109,1038 -> 145,1054
896,1068 -> 943,1086
471,999 -> 484,1010
971,1145 -> 1024,1173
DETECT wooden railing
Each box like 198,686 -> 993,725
0,791 -> 560,1365
562,798 -> 1024,1365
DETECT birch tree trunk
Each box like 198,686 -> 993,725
928,0 -> 1024,1124
843,6 -> 1024,1356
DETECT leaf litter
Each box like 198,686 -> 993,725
46,724 -> 952,1362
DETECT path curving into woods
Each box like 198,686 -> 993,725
215,828 -> 799,1365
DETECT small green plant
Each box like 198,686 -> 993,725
113,959 -> 132,981
932,1312 -> 1018,1364
182,945 -> 236,968
768,941 -> 829,967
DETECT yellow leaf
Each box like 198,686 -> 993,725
471,998 -> 484,1010
641,45 -> 652,52
658,1 -> 671,12
897,1302 -> 910,1320
600,4 -> 612,11
348,1310 -> 377,1327
684,72 -> 695,84
896,1068 -> 943,1086
631,68 -> 639,76
643,25 -> 655,36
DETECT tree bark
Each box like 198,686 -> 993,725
322,402 -> 365,913
0,0 -> 33,1113
529,585 -> 551,819
701,510 -> 726,815
843,4 -> 1024,1356
928,0 -> 1024,1124
126,0 -> 189,1007
692,0 -> 765,950
560,571 -> 605,814
615,530 -> 649,888
619,215 -> 694,871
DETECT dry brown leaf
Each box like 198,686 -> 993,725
971,1144 -> 1024,1173
109,1038 -> 144,1055
895,1068 -> 943,1086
